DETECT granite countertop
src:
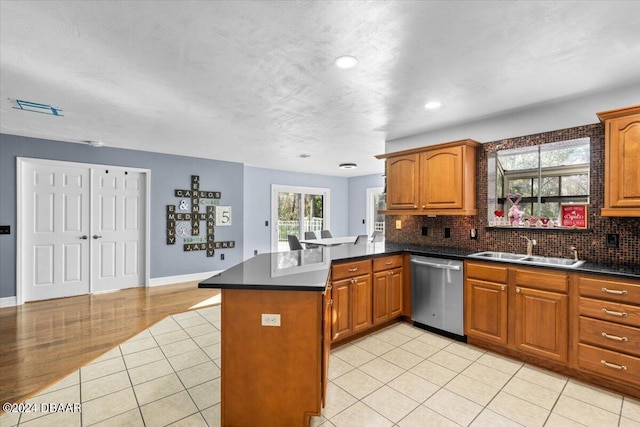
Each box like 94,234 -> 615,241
199,243 -> 640,291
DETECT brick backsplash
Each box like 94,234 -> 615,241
385,123 -> 640,266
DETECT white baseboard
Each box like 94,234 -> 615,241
148,271 -> 222,287
0,296 -> 18,308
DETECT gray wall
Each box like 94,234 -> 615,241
347,174 -> 385,236
0,134 -> 245,298
242,166 -> 350,260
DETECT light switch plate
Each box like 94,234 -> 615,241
395,220 -> 402,229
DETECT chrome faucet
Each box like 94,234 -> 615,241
521,236 -> 537,256
570,246 -> 579,261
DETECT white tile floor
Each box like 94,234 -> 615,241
2,305 -> 639,427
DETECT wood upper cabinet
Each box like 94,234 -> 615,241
420,145 -> 464,210
386,154 -> 419,210
597,105 -> 640,216
377,139 -> 479,215
464,262 -> 508,345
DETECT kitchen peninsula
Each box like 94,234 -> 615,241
198,244 -> 396,427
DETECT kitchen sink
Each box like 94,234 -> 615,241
469,251 -> 585,268
469,251 -> 528,260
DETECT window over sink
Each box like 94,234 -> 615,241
488,137 -> 590,228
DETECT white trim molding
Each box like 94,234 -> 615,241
0,296 -> 18,308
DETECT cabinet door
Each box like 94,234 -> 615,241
606,112 -> 640,209
420,146 -> 463,209
389,268 -> 403,318
331,278 -> 352,341
372,271 -> 389,325
352,275 -> 373,333
386,154 -> 419,210
514,286 -> 568,363
465,279 -> 508,345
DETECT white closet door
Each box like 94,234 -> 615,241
92,168 -> 145,292
22,162 -> 90,301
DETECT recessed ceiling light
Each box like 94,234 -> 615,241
334,55 -> 358,69
299,154 -> 311,158
424,101 -> 442,110
339,162 -> 357,169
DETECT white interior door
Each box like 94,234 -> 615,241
19,158 -> 148,303
21,162 -> 91,301
92,168 -> 145,292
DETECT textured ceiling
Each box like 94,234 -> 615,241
1,1 -> 640,176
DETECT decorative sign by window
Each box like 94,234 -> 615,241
166,175 -> 235,257
561,204 -> 588,229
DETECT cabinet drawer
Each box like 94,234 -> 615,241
578,343 -> 640,385
579,297 -> 640,328
466,262 -> 508,283
332,259 -> 372,280
373,255 -> 403,272
514,268 -> 567,293
578,276 -> 640,305
580,316 -> 640,356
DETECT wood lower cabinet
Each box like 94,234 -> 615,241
465,262 -> 569,364
330,259 -> 372,342
466,261 -> 640,398
597,105 -> 640,216
575,274 -> 640,390
465,262 -> 508,345
372,255 -> 403,325
514,286 -> 568,363
352,275 -> 373,333
513,267 -> 569,363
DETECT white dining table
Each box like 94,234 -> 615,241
299,236 -> 359,246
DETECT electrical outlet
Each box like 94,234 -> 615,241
470,228 -> 477,239
444,228 -> 451,238
220,253 -> 225,260
254,249 -> 258,256
422,226 -> 428,236
261,313 -> 281,327
606,233 -> 619,248
395,220 -> 402,229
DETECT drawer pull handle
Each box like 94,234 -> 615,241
385,261 -> 393,265
600,360 -> 627,371
501,285 -> 506,291
602,287 -> 628,296
347,268 -> 358,272
601,332 -> 628,342
602,308 -> 628,317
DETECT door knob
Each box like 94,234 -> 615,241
79,235 -> 88,240
93,235 -> 103,239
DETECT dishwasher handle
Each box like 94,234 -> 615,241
411,259 -> 461,270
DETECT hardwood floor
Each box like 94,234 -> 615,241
0,282 -> 221,409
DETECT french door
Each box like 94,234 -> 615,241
18,158 -> 148,303
271,185 -> 330,252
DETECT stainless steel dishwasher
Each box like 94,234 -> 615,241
410,255 -> 465,340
